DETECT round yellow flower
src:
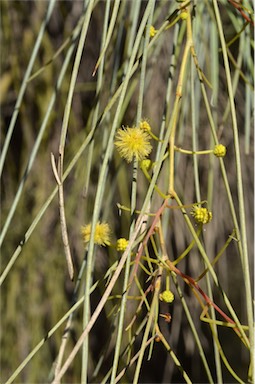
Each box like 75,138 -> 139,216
116,238 -> 129,251
114,126 -> 152,163
191,206 -> 212,224
213,144 -> 227,157
160,290 -> 175,303
81,222 -> 111,246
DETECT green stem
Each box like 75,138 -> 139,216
0,0 -> 56,177
172,273 -> 214,383
212,1 -> 254,381
174,146 -> 213,155
81,0 -> 111,382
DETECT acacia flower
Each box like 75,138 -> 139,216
81,222 -> 111,246
114,126 -> 152,163
116,238 -> 129,251
150,26 -> 158,37
191,206 -> 212,224
160,290 -> 175,303
213,144 -> 227,157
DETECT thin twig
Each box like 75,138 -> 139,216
114,335 -> 156,383
51,153 -> 74,280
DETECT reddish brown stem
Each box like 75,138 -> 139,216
228,0 -> 254,25
129,198 -> 169,285
167,260 -> 246,340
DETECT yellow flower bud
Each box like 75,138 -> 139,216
180,11 -> 188,20
139,120 -> 152,132
191,206 -> 212,224
116,238 -> 129,251
149,26 -> 157,37
140,159 -> 152,170
213,144 -> 227,157
160,290 -> 175,303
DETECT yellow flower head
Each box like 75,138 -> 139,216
116,238 -> 129,251
114,126 -> 152,163
150,26 -> 157,37
191,206 -> 212,224
160,290 -> 175,303
81,222 -> 111,246
139,119 -> 152,132
213,144 -> 227,157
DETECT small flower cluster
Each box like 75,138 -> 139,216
114,121 -> 153,163
191,206 -> 212,224
159,290 -> 175,303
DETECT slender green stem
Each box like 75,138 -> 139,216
172,273 -> 214,383
155,324 -> 193,384
0,0 -> 56,178
110,4 -> 155,382
109,159 -> 138,384
81,1 -> 111,382
133,293 -> 158,384
174,146 -> 213,155
212,2 -> 254,381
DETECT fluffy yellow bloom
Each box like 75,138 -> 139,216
191,206 -> 212,224
213,144 -> 227,157
81,222 -> 111,246
160,290 -> 175,303
116,238 -> 129,251
114,126 -> 152,163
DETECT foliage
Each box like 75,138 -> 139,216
1,1 -> 254,383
